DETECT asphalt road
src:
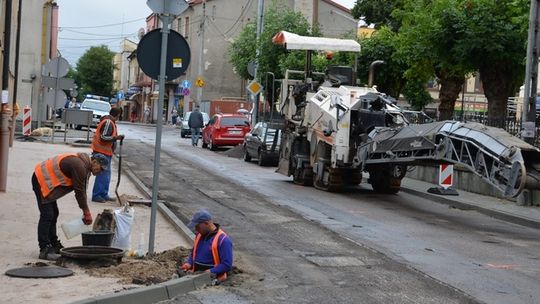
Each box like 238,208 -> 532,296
119,123 -> 540,304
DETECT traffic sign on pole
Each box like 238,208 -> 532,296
247,80 -> 263,96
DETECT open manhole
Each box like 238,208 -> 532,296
60,246 -> 125,263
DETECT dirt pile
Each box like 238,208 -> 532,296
85,246 -> 191,285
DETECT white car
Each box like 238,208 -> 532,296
80,97 -> 112,127
179,111 -> 210,138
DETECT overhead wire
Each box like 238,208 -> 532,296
56,17 -> 146,29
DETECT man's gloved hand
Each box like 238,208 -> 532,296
82,211 -> 93,225
180,263 -> 192,271
116,134 -> 125,141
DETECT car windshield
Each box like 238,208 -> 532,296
82,100 -> 111,112
222,117 -> 249,126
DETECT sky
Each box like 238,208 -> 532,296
56,0 -> 357,66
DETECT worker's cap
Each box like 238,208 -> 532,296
91,153 -> 109,170
187,209 -> 212,228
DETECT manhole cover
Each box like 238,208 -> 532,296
5,266 -> 73,278
304,256 -> 366,267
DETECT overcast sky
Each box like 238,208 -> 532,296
56,0 -> 357,66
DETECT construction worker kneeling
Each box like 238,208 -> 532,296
180,209 -> 233,283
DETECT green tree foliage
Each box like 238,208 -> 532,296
351,0 -> 405,30
396,0 -> 473,120
76,45 -> 115,97
229,4 -> 318,82
457,0 -> 529,124
402,77 -> 433,110
357,27 -> 407,98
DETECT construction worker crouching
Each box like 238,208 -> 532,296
181,209 -> 233,283
32,153 -> 109,260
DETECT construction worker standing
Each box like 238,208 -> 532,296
180,209 -> 233,282
32,153 -> 109,260
91,108 -> 125,202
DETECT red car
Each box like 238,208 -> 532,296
202,114 -> 251,150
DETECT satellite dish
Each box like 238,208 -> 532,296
138,28 -> 146,40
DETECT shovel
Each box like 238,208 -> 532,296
115,138 -> 124,206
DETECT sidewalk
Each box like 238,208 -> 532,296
401,177 -> 540,229
0,140 -> 191,304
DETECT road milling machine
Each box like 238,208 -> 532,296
271,31 -> 540,198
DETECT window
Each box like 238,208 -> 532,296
176,18 -> 182,33
221,117 -> 249,126
185,17 -> 190,38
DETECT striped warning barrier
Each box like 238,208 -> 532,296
438,164 -> 453,189
23,105 -> 31,136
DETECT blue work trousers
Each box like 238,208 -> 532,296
92,154 -> 112,200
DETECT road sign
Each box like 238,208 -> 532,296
438,164 -> 454,189
42,76 -> 75,90
195,77 -> 205,87
146,0 -> 189,15
182,79 -> 191,89
43,57 -> 70,78
137,28 -> 191,81
45,89 -> 67,109
247,80 -> 263,95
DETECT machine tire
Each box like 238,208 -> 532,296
180,131 -> 186,138
202,140 -> 208,149
369,169 -> 401,194
257,149 -> 266,166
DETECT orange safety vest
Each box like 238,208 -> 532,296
91,118 -> 117,156
34,153 -> 77,198
192,229 -> 228,281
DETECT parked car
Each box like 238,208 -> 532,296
76,95 -> 111,129
201,114 -> 250,150
243,122 -> 281,166
179,111 -> 210,138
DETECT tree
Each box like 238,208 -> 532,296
351,0 -> 405,30
357,27 -> 407,98
76,45 -> 115,97
396,0 -> 473,120
457,0 -> 529,125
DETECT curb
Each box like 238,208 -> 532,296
69,272 -> 212,304
401,187 -> 540,230
68,152 -> 204,304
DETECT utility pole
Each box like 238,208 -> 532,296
195,0 -> 206,107
252,0 -> 265,125
522,0 -> 540,144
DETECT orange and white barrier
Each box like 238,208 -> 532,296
438,164 -> 453,189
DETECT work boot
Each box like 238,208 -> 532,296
104,196 -> 116,202
51,240 -> 64,254
39,244 -> 61,261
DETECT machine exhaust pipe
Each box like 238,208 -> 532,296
368,60 -> 385,88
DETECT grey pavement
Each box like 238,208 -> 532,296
0,139 -> 206,304
400,177 -> 540,230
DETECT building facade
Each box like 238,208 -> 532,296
174,0 -> 357,113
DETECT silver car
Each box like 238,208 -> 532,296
179,111 -> 210,138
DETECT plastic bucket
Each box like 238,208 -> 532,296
81,231 -> 115,247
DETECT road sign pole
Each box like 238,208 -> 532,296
252,0 -> 265,125
149,14 -> 171,255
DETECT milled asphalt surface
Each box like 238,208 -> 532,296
33,122 -> 540,303
121,138 -> 479,304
